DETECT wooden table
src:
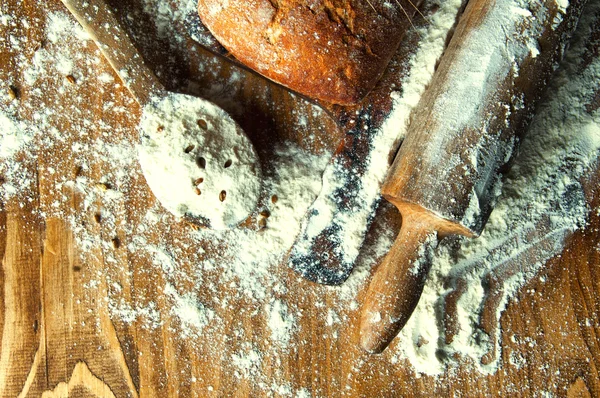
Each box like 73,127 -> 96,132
1,0 -> 599,396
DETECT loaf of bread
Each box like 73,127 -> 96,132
197,0 -> 421,105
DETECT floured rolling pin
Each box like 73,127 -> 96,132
359,0 -> 587,353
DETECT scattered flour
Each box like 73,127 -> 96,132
165,283 -> 216,337
267,300 -> 295,346
140,0 -> 198,43
231,346 -> 263,379
0,112 -> 30,159
1,0 -> 599,395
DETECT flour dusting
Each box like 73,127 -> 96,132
267,300 -> 295,346
165,283 -> 216,336
1,0 -> 599,394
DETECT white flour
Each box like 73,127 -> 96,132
0,0 -> 599,394
164,282 -> 216,338
0,112 -> 30,159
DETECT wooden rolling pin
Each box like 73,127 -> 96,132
359,0 -> 587,353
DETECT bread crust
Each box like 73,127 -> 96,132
197,0 -> 420,105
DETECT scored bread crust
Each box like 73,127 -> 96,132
197,0 -> 420,105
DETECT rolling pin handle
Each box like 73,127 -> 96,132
359,213 -> 437,354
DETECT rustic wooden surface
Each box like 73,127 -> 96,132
1,1 -> 599,397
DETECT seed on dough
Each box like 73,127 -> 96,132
258,217 -> 267,229
260,210 -> 270,218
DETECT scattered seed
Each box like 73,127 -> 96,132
187,222 -> 207,231
224,159 -> 232,168
73,165 -> 83,178
111,237 -> 121,249
72,265 -> 82,272
271,194 -> 278,204
95,182 -> 110,191
260,210 -> 270,218
94,213 -> 102,223
157,125 -> 165,133
7,86 -> 17,100
416,336 -> 429,348
219,190 -> 227,202
184,144 -> 195,153
258,217 -> 267,229
195,187 -> 202,196
33,40 -> 45,52
194,177 -> 204,185
197,119 -> 208,129
197,157 -> 206,169
65,74 -> 77,85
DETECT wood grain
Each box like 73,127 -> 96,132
0,0 -> 599,397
